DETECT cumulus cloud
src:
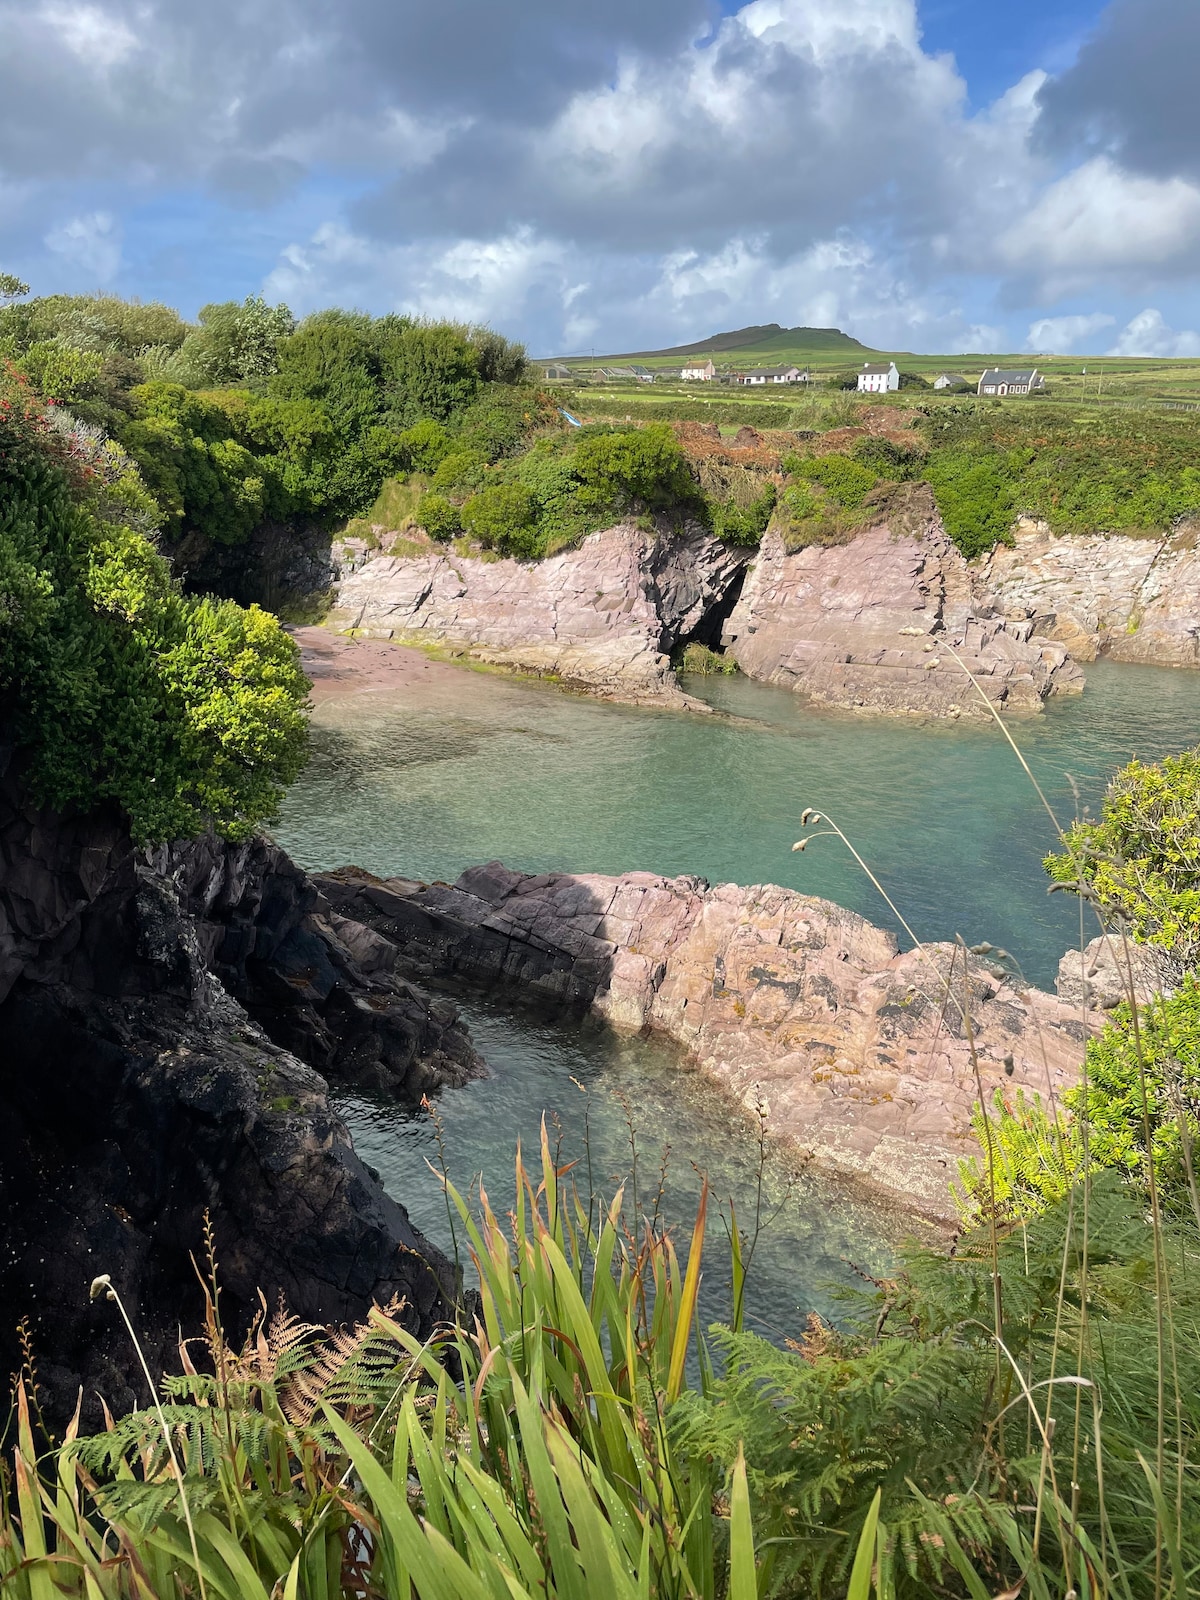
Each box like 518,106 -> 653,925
2,0 -> 1200,351
1026,312 -> 1116,353
1035,0 -> 1200,182
1106,309 -> 1200,359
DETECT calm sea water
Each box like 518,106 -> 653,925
275,658 -> 1200,1332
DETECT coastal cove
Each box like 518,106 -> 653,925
275,643 -> 1200,1304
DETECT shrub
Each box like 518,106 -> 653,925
922,450 -> 1016,558
786,451 -> 877,508
397,417 -> 453,472
461,482 -> 540,556
17,340 -> 106,403
0,369 -> 308,840
573,423 -> 698,510
415,492 -> 462,542
1046,745 -> 1200,980
432,447 -> 489,493
711,479 -> 776,545
377,318 -> 480,426
851,435 -> 924,478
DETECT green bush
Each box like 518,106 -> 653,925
461,482 -> 540,556
786,451 -> 876,508
432,447 -> 490,493
415,492 -> 462,542
376,318 -> 480,426
0,367 -> 307,840
922,451 -> 1016,558
16,340 -> 106,404
711,479 -> 776,545
851,435 -> 924,478
573,423 -> 698,510
1046,745 -> 1200,978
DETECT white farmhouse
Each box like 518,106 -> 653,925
681,358 -> 717,381
857,361 -> 900,393
977,368 -> 1046,396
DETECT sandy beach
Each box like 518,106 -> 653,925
290,626 -> 472,703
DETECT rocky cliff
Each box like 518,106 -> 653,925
983,519 -> 1200,666
723,514 -> 1084,719
0,755 -> 479,1426
329,520 -> 750,706
318,862 -> 1091,1222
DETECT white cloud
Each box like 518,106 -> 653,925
44,210 -> 120,279
1026,312 -> 1116,352
998,159 -> 1200,286
3,0 -> 1200,350
39,2 -> 136,69
1106,309 -> 1200,359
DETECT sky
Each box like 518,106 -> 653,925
1,0 -> 1199,357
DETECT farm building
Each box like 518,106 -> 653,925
857,361 -> 900,393
977,368 -> 1046,396
542,364 -> 573,380
933,372 -> 969,390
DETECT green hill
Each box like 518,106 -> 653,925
546,324 -> 875,365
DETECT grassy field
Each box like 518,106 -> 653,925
543,323 -> 1200,409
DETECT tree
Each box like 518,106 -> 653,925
376,319 -> 480,426
0,272 -> 29,304
572,424 -> 697,510
270,309 -> 381,438
184,295 -> 296,385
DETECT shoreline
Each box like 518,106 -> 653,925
291,625 -> 490,704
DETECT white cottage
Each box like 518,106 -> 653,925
681,358 -> 717,381
736,365 -> 809,385
857,361 -> 900,393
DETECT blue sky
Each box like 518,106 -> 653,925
2,0 -> 1199,356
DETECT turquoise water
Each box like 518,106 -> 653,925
275,658 -> 1200,1330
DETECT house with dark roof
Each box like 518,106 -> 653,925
977,368 -> 1046,396
857,361 -> 900,393
933,372 -> 969,390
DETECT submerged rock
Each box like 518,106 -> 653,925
723,511 -> 1085,720
318,862 -> 1091,1223
328,520 -> 749,706
0,759 -> 477,1427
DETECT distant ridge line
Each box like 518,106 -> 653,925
540,323 -> 876,364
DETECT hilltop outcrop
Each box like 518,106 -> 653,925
318,862 -> 1090,1222
0,757 -> 478,1425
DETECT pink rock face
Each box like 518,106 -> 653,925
724,522 -> 1085,720
321,863 -> 1091,1222
329,521 -> 748,706
984,522 -> 1200,667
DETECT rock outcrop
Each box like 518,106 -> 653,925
318,862 -> 1090,1222
723,513 -> 1085,720
984,520 -> 1200,666
328,521 -> 750,705
1056,935 -> 1175,1011
0,755 -> 478,1426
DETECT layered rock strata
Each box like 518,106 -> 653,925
0,759 -> 478,1426
319,862 -> 1090,1222
984,520 -> 1200,666
328,520 -> 750,705
723,516 -> 1085,719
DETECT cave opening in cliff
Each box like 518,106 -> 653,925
677,563 -> 748,655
